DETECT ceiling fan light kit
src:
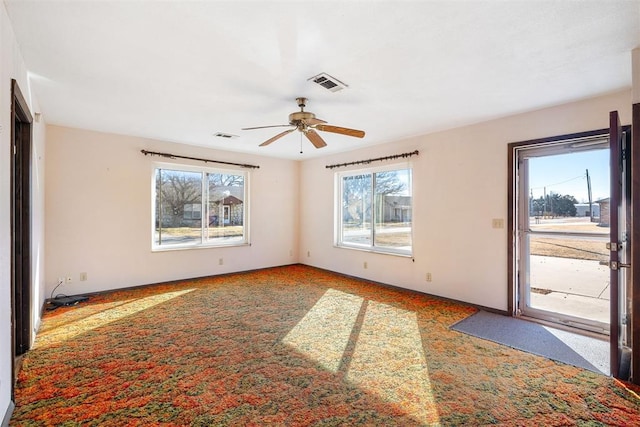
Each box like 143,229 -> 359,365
242,97 -> 365,149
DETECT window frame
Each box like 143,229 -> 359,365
151,162 -> 250,251
335,162 -> 413,256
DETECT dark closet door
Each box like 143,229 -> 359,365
10,79 -> 33,395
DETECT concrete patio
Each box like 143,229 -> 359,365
529,255 -> 610,325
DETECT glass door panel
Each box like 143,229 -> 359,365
518,139 -> 611,334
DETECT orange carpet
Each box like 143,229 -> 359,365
10,265 -> 640,426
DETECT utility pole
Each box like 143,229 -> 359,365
586,168 -> 593,222
530,188 -> 533,216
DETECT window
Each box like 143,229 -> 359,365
336,165 -> 412,255
183,203 -> 202,220
153,165 -> 248,249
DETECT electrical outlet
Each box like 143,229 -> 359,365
307,251 -> 310,257
364,261 -> 368,269
58,277 -> 64,284
219,258 -> 224,265
66,275 -> 72,284
426,273 -> 432,282
80,272 -> 88,281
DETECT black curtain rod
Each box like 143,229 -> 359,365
325,150 -> 419,169
141,150 -> 259,169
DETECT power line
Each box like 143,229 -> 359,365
530,174 -> 585,191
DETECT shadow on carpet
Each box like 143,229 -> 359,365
452,311 -> 609,375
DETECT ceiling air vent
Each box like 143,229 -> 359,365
213,132 -> 239,139
308,72 -> 348,92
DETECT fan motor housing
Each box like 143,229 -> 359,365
289,111 -> 316,125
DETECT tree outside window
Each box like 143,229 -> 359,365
154,167 -> 247,249
338,167 -> 412,255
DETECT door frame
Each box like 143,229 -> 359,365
508,124 -> 637,382
508,128 -> 613,313
10,79 -> 33,397
513,136 -> 611,333
632,103 -> 640,384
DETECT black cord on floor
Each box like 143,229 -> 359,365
50,279 -> 64,300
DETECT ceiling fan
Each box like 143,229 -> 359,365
242,97 -> 365,149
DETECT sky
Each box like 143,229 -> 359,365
528,148 -> 609,203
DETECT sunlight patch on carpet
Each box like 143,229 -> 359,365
36,289 -> 196,348
347,301 -> 439,424
282,288 -> 363,372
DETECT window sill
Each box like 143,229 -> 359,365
152,241 -> 250,252
334,244 -> 413,258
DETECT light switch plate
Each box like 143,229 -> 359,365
492,218 -> 504,229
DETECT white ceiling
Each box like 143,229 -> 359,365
4,1 -> 640,159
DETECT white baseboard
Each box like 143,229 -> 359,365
1,400 -> 14,427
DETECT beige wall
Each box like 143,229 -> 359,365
633,47 -> 640,104
0,3 -> 47,420
45,89 -> 633,310
44,126 -> 299,296
299,90 -> 632,311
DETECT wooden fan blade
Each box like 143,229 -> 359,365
259,128 -> 295,146
305,129 -> 327,149
305,117 -> 327,125
315,124 -> 365,138
242,124 -> 292,130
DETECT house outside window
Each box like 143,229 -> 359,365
336,164 -> 412,256
153,164 -> 248,249
183,203 -> 202,220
